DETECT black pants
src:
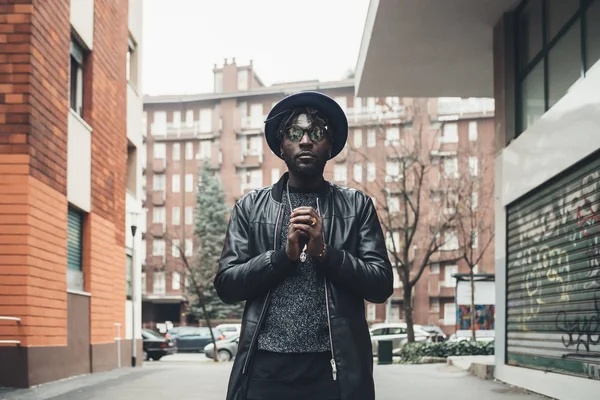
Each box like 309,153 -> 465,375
247,350 -> 340,400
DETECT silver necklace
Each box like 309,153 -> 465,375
286,182 -> 309,262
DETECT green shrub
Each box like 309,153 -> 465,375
398,340 -> 494,363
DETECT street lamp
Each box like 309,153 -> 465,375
130,220 -> 138,367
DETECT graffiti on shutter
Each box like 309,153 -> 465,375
506,154 -> 600,380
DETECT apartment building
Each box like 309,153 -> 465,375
0,0 -> 144,389
142,59 -> 495,335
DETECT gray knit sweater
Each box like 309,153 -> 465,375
257,188 -> 330,353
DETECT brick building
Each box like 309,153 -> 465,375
0,0 -> 144,389
142,59 -> 495,335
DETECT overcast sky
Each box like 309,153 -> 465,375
142,0 -> 370,96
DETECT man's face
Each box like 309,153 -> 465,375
280,113 -> 331,180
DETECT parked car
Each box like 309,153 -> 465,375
142,329 -> 176,361
204,335 -> 239,361
174,327 -> 224,353
369,322 -> 431,355
416,325 -> 447,342
215,323 -> 242,339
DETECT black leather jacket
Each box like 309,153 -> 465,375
215,173 -> 393,400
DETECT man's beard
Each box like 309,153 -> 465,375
283,153 -> 327,180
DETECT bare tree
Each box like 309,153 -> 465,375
164,232 -> 220,362
348,98 -> 461,342
454,145 -> 495,341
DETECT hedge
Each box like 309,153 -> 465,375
398,340 -> 494,363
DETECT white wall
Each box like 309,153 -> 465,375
70,0 -> 94,49
494,62 -> 600,400
67,111 -> 92,212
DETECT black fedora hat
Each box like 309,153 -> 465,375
264,91 -> 348,160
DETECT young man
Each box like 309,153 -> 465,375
215,92 -> 393,400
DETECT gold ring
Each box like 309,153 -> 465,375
311,217 -> 317,226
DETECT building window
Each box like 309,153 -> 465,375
185,142 -> 193,160
354,129 -> 362,148
444,303 -> 456,325
185,207 -> 193,225
126,36 -> 138,89
385,161 -> 400,182
172,271 -> 181,291
250,104 -> 263,128
185,174 -> 194,192
468,121 -> 478,141
366,304 -> 376,322
385,231 -> 400,253
67,206 -> 84,291
154,143 -> 166,159
153,174 -> 165,191
442,123 -> 458,143
152,239 -> 165,257
354,163 -> 362,183
367,162 -> 376,182
152,111 -> 167,136
172,239 -> 180,257
199,109 -> 212,133
471,231 -> 479,248
214,72 -> 223,93
70,39 -> 85,117
141,272 -> 146,295
430,263 -> 440,274
387,196 -> 400,214
333,165 -> 347,184
441,231 -> 459,251
197,140 -> 211,160
367,130 -> 376,147
271,168 -> 280,185
469,157 -> 478,176
386,127 -> 400,143
444,265 -> 458,287
185,110 -> 194,128
172,143 -> 180,161
443,157 -> 459,179
153,207 -> 165,224
172,174 -> 180,193
238,69 -> 248,91
516,0 -> 596,135
172,111 -> 181,128
430,298 -> 440,313
392,268 -> 401,289
172,206 -> 180,225
471,192 -> 478,210
153,272 -> 166,295
185,239 -> 193,257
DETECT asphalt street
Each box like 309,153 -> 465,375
0,354 -> 548,400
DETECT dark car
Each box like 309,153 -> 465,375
174,327 -> 224,353
142,329 -> 177,361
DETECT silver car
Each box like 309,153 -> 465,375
369,323 -> 431,355
203,335 -> 239,361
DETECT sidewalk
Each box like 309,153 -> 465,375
0,355 -> 548,400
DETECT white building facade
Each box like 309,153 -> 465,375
356,1 -> 600,399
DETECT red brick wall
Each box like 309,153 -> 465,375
87,0 -> 128,344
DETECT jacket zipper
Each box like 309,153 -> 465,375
317,198 -> 337,381
242,203 -> 282,375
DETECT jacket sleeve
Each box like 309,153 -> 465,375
319,196 -> 394,303
214,201 -> 296,304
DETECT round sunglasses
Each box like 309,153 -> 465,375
286,126 -> 325,143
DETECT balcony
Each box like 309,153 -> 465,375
149,222 -> 165,237
152,190 -> 165,206
436,97 -> 495,120
345,107 -> 405,127
152,158 -> 166,173
241,149 -> 263,167
429,280 -> 456,297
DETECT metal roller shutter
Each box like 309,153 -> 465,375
67,207 -> 84,291
506,154 -> 600,380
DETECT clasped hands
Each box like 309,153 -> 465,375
286,206 -> 325,262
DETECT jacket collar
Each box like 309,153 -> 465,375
271,172 -> 331,203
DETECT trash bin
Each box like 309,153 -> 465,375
377,340 -> 393,365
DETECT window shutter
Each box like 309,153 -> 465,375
67,207 -> 83,271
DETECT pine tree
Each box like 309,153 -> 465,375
188,163 -> 244,320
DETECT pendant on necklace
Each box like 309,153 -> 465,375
300,244 -> 308,262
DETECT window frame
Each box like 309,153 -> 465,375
515,0 -> 596,136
